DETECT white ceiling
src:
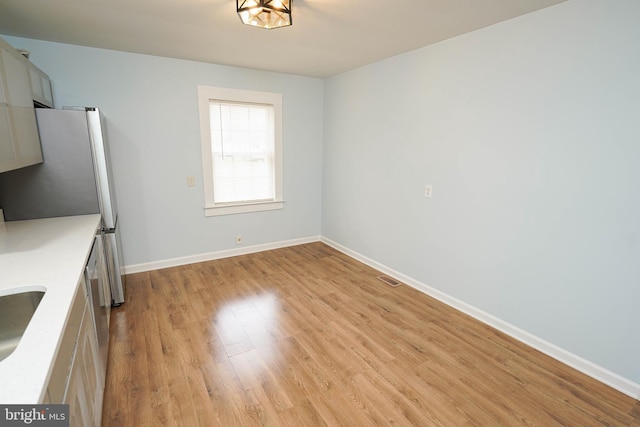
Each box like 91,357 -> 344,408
0,0 -> 566,78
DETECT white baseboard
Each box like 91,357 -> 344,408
320,237 -> 640,400
124,235 -> 321,274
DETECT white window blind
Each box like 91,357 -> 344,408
209,101 -> 275,204
197,85 -> 283,216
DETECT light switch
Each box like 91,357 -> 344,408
187,176 -> 196,187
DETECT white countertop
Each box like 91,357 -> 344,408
0,214 -> 101,403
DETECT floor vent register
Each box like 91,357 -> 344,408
376,275 -> 403,288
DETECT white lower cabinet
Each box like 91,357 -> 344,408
46,278 -> 105,427
65,301 -> 103,427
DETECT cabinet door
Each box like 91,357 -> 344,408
28,64 -> 53,108
66,360 -> 91,427
41,74 -> 53,105
0,105 -> 42,171
46,283 -> 87,404
0,60 -> 6,104
0,41 -> 44,172
79,304 -> 103,427
0,49 -> 13,164
0,46 -> 32,107
0,105 -> 14,162
10,105 -> 41,158
29,66 -> 43,100
1,46 -> 42,163
64,299 -> 103,427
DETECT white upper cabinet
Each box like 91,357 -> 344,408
29,63 -> 54,108
2,47 -> 33,108
0,37 -> 53,173
0,105 -> 13,163
0,63 -> 6,103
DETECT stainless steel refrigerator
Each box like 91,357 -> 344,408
0,107 -> 126,305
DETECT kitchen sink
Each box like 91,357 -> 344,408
0,291 -> 45,362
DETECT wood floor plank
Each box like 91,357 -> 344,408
277,396 -> 327,427
142,300 -> 172,426
102,242 -> 639,426
306,388 -> 380,426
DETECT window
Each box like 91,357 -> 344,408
198,86 -> 283,216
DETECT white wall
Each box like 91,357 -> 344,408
2,37 -> 324,267
323,0 -> 640,386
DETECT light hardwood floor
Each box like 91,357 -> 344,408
102,242 -> 640,426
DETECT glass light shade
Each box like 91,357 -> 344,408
237,0 -> 292,29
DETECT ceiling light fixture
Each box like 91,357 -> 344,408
237,0 -> 292,30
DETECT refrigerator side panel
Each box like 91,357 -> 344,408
103,228 -> 126,305
0,109 -> 99,221
86,109 -> 117,229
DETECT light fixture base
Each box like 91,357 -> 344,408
237,0 -> 292,30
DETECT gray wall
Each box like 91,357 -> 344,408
2,37 -> 324,267
322,0 -> 640,384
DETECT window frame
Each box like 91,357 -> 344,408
198,85 -> 284,216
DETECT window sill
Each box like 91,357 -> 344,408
204,200 -> 284,217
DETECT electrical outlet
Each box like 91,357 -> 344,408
424,184 -> 433,198
236,235 -> 243,245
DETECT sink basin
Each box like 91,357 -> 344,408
0,291 -> 45,362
